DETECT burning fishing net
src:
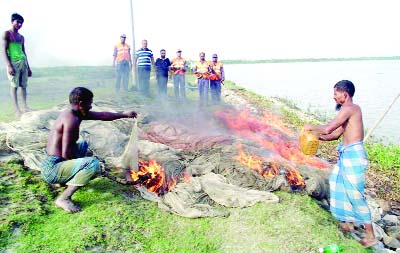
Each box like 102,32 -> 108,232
0,93 -> 332,218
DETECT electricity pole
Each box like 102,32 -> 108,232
130,0 -> 137,88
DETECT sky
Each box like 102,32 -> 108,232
1,0 -> 400,67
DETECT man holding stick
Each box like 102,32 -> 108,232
304,80 -> 377,248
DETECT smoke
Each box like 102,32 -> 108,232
144,92 -> 229,137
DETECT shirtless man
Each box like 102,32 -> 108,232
2,13 -> 32,118
304,80 -> 377,248
41,87 -> 137,213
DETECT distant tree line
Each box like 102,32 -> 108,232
223,56 -> 400,64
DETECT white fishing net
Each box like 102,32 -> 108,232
0,94 -> 332,218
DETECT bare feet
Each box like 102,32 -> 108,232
15,110 -> 22,118
55,197 -> 82,213
359,237 -> 378,248
22,106 -> 32,113
339,222 -> 355,233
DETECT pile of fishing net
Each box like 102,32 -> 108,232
0,96 -> 332,218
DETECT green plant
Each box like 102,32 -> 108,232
365,143 -> 400,177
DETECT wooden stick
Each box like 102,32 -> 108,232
364,93 -> 400,142
102,169 -> 133,185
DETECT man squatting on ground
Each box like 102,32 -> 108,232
304,80 -> 377,248
41,87 -> 137,213
2,13 -> 32,118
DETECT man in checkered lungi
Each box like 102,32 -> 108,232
304,80 -> 377,248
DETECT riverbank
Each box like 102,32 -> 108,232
224,56 -> 400,64
0,66 -> 398,252
224,60 -> 400,144
227,86 -> 400,201
0,66 -> 398,201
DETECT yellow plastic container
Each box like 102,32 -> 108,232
300,130 -> 319,155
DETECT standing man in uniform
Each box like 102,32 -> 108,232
193,52 -> 210,107
154,49 -> 171,99
2,13 -> 32,118
209,53 -> 225,104
113,34 -> 132,92
170,49 -> 187,102
134,39 -> 154,97
304,80 -> 377,248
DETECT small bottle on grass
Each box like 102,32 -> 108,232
318,244 -> 343,253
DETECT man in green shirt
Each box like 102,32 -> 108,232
2,13 -> 32,118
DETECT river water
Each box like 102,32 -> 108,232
224,60 -> 400,144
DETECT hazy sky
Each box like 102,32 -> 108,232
2,0 -> 400,67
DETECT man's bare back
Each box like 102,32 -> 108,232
42,87 -> 138,214
46,110 -> 81,159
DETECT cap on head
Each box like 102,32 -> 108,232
177,49 -> 182,53
212,54 -> 218,58
120,34 -> 126,38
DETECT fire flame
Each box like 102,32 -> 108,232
262,112 -> 294,138
215,109 -> 329,169
234,144 -> 279,178
130,159 -> 190,194
234,144 -> 305,187
284,164 -> 306,188
234,144 -> 263,175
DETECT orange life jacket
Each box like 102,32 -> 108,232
171,57 -> 186,75
115,42 -> 131,62
210,62 -> 223,80
194,61 -> 210,79
208,74 -> 218,80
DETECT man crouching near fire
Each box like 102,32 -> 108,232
304,80 -> 377,248
41,87 -> 137,213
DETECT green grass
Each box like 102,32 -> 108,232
0,66 -> 385,252
0,161 -> 222,253
0,66 -> 201,122
366,142 -> 400,177
0,159 -> 53,248
0,66 -> 115,122
0,161 -> 369,253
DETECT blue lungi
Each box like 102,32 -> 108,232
329,141 -> 372,224
41,141 -> 100,187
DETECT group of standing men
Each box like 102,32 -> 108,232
4,14 -> 377,248
155,49 -> 225,105
113,34 -> 225,105
113,36 -> 154,96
